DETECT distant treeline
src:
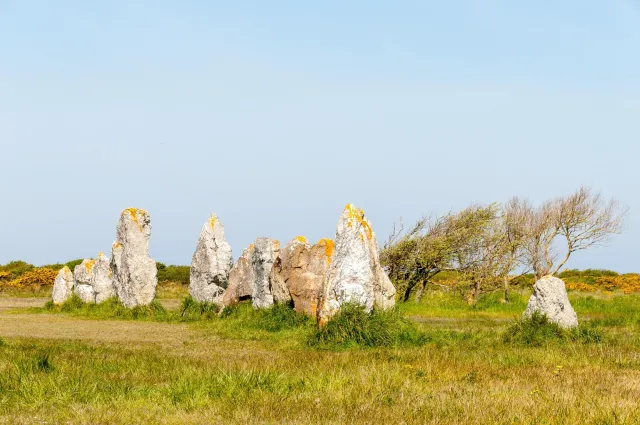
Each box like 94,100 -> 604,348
0,260 -> 190,289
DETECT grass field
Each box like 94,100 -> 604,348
0,290 -> 639,424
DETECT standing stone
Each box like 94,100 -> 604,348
111,208 -> 158,308
52,266 -> 75,305
93,252 -> 117,304
252,237 -> 288,309
74,259 -> 96,303
523,275 -> 578,328
189,214 -> 233,304
318,204 -> 397,326
221,244 -> 255,308
281,237 -> 333,317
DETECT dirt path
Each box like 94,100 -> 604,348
0,312 -> 192,347
0,297 -> 182,312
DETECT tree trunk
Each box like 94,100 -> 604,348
414,281 -> 426,303
503,275 -> 510,303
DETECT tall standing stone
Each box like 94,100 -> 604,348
74,259 -> 96,303
52,266 -> 75,305
252,237 -> 289,309
111,208 -> 158,308
221,244 -> 255,308
523,275 -> 578,328
318,204 -> 396,326
282,237 -> 333,317
93,252 -> 117,304
189,214 -> 233,304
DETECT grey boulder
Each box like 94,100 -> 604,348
93,252 -> 117,304
74,259 -> 96,303
523,275 -> 578,328
189,214 -> 233,304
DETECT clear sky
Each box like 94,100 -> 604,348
1,1 -> 638,271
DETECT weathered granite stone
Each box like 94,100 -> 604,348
189,214 -> 233,304
282,237 -> 332,317
251,237 -> 285,309
523,275 -> 578,328
93,252 -> 117,304
74,259 -> 96,303
110,208 -> 158,308
221,244 -> 255,308
52,266 -> 75,305
318,204 -> 396,326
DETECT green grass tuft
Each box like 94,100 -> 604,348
503,311 -> 603,346
46,295 -> 171,321
180,296 -> 219,320
309,304 -> 429,350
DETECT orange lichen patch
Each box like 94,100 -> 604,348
248,244 -> 255,251
108,270 -> 113,278
344,204 -> 373,240
84,259 -> 96,274
98,252 -> 104,257
112,241 -> 123,250
317,238 -> 335,261
295,236 -> 308,243
124,207 -> 146,232
209,215 -> 217,229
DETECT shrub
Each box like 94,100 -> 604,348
503,311 -> 602,346
309,304 -> 429,349
157,264 -> 190,286
2,268 -> 57,288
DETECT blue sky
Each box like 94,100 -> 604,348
1,1 -> 638,271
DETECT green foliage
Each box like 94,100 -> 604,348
157,263 -> 190,285
503,312 -> 602,346
0,260 -> 34,279
180,296 -> 219,320
309,304 -> 429,349
559,269 -> 619,278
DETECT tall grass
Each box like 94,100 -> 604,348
45,295 -> 171,321
309,304 -> 429,349
503,311 -> 603,346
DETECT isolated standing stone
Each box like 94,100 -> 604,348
252,237 -> 288,309
111,208 -> 158,308
523,275 -> 578,328
93,252 -> 117,304
282,237 -> 333,317
189,214 -> 233,304
74,259 -> 96,303
221,244 -> 255,308
318,204 -> 397,326
52,266 -> 75,305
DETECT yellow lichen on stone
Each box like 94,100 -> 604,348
317,238 -> 335,262
124,208 -> 146,232
84,259 -> 96,274
112,241 -> 122,250
344,204 -> 373,240
209,215 -> 217,229
98,252 -> 104,257
62,266 -> 70,273
295,236 -> 308,243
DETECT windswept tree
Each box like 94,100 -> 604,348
522,187 -> 627,279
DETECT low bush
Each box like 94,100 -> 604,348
309,304 -> 429,349
503,311 -> 602,346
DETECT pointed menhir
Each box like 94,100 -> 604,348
189,213 -> 233,304
317,204 -> 396,326
52,266 -> 75,305
111,208 -> 158,308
